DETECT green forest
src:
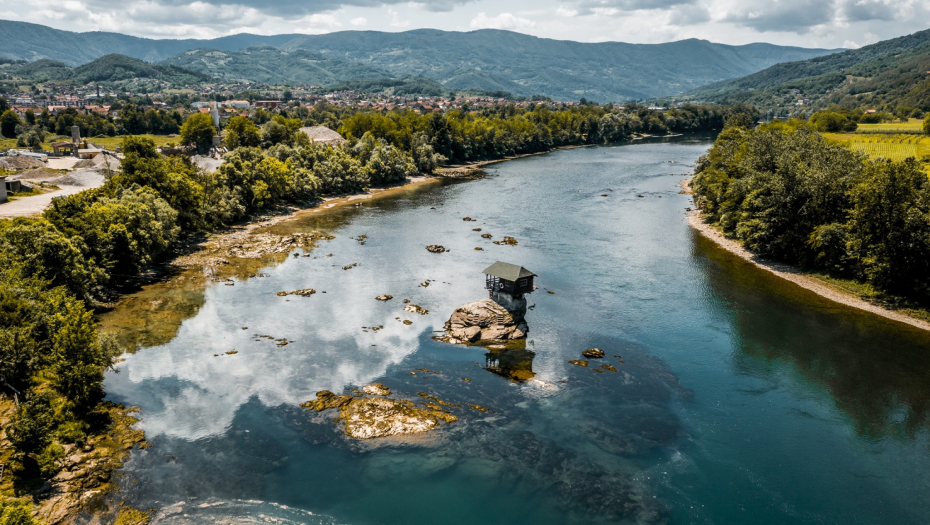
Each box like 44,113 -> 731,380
686,28 -> 930,116
692,119 -> 930,302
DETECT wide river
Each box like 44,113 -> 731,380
100,136 -> 930,524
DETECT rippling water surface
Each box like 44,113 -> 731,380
100,136 -> 930,524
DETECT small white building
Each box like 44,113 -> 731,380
299,126 -> 346,147
222,100 -> 251,109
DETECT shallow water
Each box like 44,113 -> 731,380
101,137 -> 930,524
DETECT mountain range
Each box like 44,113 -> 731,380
683,28 -> 930,112
0,19 -> 841,101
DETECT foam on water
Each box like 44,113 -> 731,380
152,499 -> 340,525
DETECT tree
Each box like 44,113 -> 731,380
9,390 -> 55,453
180,113 -> 216,154
847,158 -> 930,293
809,111 -> 857,132
0,110 -> 20,138
723,113 -> 754,130
923,112 -> 930,136
224,116 -> 261,149
47,292 -> 114,412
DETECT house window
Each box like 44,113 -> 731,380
518,278 -> 527,287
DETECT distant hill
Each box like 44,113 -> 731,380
70,54 -> 210,84
684,28 -> 930,112
325,76 -> 449,97
2,54 -> 210,85
161,45 -> 391,85
0,19 -> 840,101
0,20 -> 298,65
279,30 -> 840,101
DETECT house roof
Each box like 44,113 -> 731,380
483,261 -> 536,282
299,126 -> 346,145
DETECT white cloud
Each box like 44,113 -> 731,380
470,12 -> 536,29
4,0 -> 930,49
388,8 -> 410,27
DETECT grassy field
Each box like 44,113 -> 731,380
826,132 -> 930,160
1,134 -> 179,151
856,118 -> 925,134
86,134 -> 179,149
848,141 -> 921,162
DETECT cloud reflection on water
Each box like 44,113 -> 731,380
116,256 -> 428,440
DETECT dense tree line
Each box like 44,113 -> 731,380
692,120 -> 930,296
0,104 -> 182,145
333,103 -> 754,163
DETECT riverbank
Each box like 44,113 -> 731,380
684,179 -> 930,333
436,144 -> 592,176
153,145 -> 594,276
0,398 -> 148,525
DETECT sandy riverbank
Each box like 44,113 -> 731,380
684,180 -> 930,333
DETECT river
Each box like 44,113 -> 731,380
99,136 -> 930,524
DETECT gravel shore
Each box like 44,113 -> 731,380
686,208 -> 930,333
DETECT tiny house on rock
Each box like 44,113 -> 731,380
483,261 -> 536,297
483,262 -> 536,318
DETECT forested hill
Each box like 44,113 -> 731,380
684,28 -> 930,112
161,46 -> 391,85
0,19 -> 839,101
0,20 -> 298,65
273,30 -> 839,101
2,54 -> 211,84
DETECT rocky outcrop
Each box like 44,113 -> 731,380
30,404 -> 148,525
301,389 -> 457,439
362,382 -> 391,396
439,299 -> 528,344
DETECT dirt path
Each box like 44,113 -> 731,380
0,185 -> 88,218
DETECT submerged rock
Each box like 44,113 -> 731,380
404,304 -> 429,315
362,382 -> 391,396
439,299 -> 528,344
277,288 -> 316,297
301,390 -> 457,439
569,360 -> 589,367
426,245 -> 446,253
492,236 -> 518,246
301,390 -> 353,411
486,345 -> 536,382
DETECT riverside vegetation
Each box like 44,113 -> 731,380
0,101 -> 744,522
691,117 -> 930,318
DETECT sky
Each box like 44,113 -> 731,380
1,0 -> 929,49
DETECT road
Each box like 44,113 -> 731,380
0,185 -> 89,218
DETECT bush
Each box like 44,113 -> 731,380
36,441 -> 65,477
0,498 -> 40,525
809,111 -> 857,132
8,391 -> 55,453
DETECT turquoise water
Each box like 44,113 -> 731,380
103,136 -> 930,524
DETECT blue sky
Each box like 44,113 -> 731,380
2,0 -> 928,48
